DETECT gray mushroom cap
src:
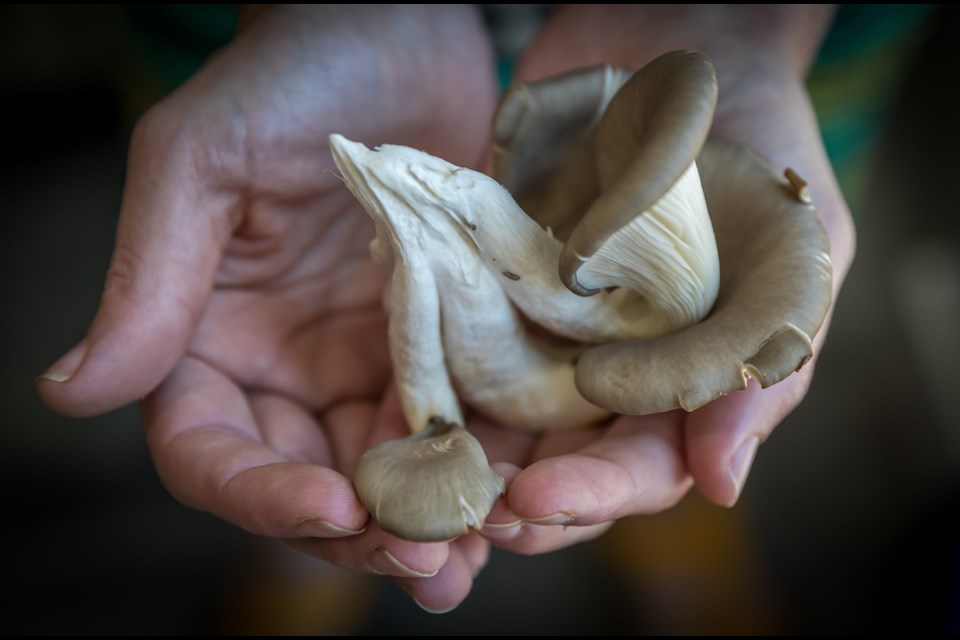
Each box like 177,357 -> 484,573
495,50 -> 718,296
353,419 -> 505,542
493,52 -> 832,414
576,139 -> 832,413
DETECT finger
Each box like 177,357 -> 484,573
482,462 -> 614,554
249,393 -> 337,467
292,523 -> 450,580
144,356 -> 368,537
685,370 -> 813,507
286,380 -> 453,581
485,514 -> 613,555
452,531 -> 491,577
393,540 -> 478,614
505,412 -> 693,526
37,109 -> 238,417
685,285 -> 838,507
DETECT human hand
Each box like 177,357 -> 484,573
476,4 -> 857,554
35,4 -> 499,612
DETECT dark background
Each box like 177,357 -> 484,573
3,4 -> 959,635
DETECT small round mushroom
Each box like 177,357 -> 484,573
353,418 -> 504,542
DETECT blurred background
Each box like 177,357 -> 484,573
3,4 -> 959,635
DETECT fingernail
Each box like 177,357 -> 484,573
727,436 -> 760,506
367,548 -> 438,578
481,520 -> 522,541
413,597 -> 457,615
296,518 -> 365,538
37,340 -> 88,383
526,512 -> 575,526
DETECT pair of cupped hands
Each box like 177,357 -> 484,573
37,6 -> 853,612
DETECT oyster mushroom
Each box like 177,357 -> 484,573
330,135 -> 620,541
328,49 -> 832,542
574,138 -> 833,413
494,50 -> 720,314
493,51 -> 832,413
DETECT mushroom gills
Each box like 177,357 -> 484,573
574,139 -> 833,414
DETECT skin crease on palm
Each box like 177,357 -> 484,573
35,5 -> 857,614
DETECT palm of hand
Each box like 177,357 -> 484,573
127,31 -> 507,605
139,83 -> 502,501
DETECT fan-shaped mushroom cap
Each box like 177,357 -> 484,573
495,51 -> 721,328
575,139 -> 833,413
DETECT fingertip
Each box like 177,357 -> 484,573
37,337 -> 166,419
301,525 -> 451,580
36,339 -> 98,417
35,313 -> 190,417
692,434 -> 762,508
473,462 -> 523,540
490,461 -> 521,486
368,548 -> 439,578
394,543 -> 474,614
686,381 -> 781,507
221,462 -> 370,538
506,454 -> 633,525
725,435 -> 760,506
37,339 -> 88,384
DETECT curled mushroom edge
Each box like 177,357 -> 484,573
328,49 -> 833,542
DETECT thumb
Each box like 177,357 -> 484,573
36,115 -> 238,417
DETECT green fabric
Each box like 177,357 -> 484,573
807,4 -> 938,212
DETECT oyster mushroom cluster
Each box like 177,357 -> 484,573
328,51 -> 833,542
